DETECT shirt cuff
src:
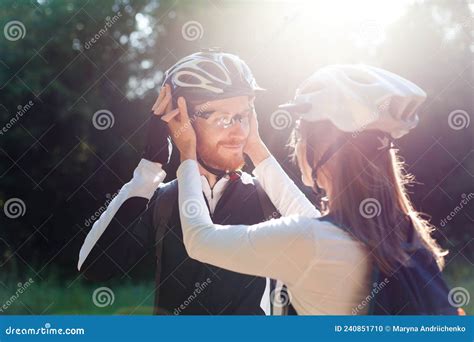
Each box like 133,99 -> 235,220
135,158 -> 166,180
177,159 -> 200,179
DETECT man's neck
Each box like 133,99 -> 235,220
198,164 -> 218,189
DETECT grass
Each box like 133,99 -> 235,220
0,263 -> 472,315
444,262 -> 473,315
0,275 -> 155,315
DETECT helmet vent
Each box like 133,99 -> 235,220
175,72 -> 202,85
299,82 -> 324,94
199,60 -> 227,80
343,68 -> 377,84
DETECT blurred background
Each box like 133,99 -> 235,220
0,0 -> 472,314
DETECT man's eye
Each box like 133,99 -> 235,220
207,111 -> 223,120
221,117 -> 233,125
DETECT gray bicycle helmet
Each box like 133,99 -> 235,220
163,49 -> 263,110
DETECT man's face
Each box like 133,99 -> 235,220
192,96 -> 254,172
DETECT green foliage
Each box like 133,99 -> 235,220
0,0 -> 472,314
0,272 -> 155,315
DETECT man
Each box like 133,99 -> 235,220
77,50 -> 279,315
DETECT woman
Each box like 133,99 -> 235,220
163,64 -> 452,315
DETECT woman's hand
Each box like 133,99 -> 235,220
244,110 -> 271,166
166,96 -> 197,162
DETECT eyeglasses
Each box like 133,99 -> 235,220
193,105 -> 254,129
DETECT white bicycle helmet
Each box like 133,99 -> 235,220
280,64 -> 427,139
163,48 -> 263,108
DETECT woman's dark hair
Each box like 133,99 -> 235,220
290,120 -> 447,275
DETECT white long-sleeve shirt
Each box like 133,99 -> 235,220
178,156 -> 372,315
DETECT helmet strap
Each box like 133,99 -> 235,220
309,138 -> 347,212
309,131 -> 395,211
197,155 -> 231,180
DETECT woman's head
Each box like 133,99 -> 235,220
291,119 -> 447,274
284,64 -> 444,275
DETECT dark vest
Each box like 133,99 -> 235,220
153,176 -> 271,315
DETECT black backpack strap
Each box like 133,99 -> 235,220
253,179 -> 293,315
367,266 -> 381,315
152,179 -> 178,315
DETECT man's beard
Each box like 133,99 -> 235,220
197,139 -> 246,172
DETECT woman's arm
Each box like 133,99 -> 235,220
244,111 -> 319,218
177,159 -> 316,285
167,98 -> 316,284
253,154 -> 320,218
